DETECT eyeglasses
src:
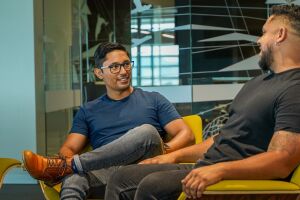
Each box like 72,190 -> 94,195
100,61 -> 134,74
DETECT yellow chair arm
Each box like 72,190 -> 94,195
177,192 -> 187,200
0,158 -> 21,188
178,180 -> 300,199
39,181 -> 61,200
205,180 -> 300,192
291,165 -> 300,186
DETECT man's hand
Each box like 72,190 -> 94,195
139,154 -> 176,164
181,164 -> 225,199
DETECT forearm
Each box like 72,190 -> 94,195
59,145 -> 77,158
58,133 -> 88,158
165,130 -> 195,153
220,151 -> 296,180
170,137 -> 214,163
220,131 -> 300,180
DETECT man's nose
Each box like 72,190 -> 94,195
257,38 -> 261,46
119,65 -> 127,74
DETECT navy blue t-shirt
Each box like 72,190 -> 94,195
70,88 -> 181,149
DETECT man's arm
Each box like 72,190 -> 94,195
221,131 -> 300,179
59,133 -> 89,158
182,130 -> 300,199
163,118 -> 195,153
140,136 -> 214,164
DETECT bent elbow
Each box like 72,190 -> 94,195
188,131 -> 195,145
190,136 -> 195,146
181,129 -> 195,146
276,165 -> 296,179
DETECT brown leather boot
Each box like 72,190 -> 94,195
22,150 -> 73,185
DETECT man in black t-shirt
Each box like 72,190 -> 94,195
104,4 -> 300,200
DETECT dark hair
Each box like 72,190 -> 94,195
94,42 -> 130,68
271,4 -> 300,36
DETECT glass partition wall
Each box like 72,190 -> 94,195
43,0 -> 78,154
42,0 -> 285,154
43,0 -> 131,154
130,0 -> 267,133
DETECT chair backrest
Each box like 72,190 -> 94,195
182,115 -> 202,144
291,165 -> 300,186
83,82 -> 106,103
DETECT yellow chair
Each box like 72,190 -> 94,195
39,114 -> 203,200
182,115 -> 202,144
178,174 -> 300,200
39,181 -> 60,200
178,150 -> 300,199
0,158 -> 22,189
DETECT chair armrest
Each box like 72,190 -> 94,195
0,158 -> 21,188
39,181 -> 60,200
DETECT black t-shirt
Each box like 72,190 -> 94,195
197,68 -> 300,167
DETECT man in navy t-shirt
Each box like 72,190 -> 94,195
22,42 -> 194,199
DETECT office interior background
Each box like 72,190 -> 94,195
0,0 -> 294,185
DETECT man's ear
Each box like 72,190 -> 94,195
276,26 -> 287,44
94,68 -> 103,79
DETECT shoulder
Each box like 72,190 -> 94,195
133,88 -> 171,107
247,72 -> 270,84
277,83 -> 300,100
81,96 -> 105,110
274,69 -> 300,97
133,88 -> 165,99
236,73 -> 268,94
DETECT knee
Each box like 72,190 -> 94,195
107,166 -> 134,187
60,174 -> 90,199
138,124 -> 161,142
135,173 -> 162,196
135,172 -> 181,199
105,166 -> 136,198
61,173 -> 89,190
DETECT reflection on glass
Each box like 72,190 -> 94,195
132,45 -> 179,86
130,0 -> 268,123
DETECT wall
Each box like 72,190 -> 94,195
0,0 -> 39,183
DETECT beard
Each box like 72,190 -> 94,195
258,45 -> 274,72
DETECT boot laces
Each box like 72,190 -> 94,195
46,155 -> 69,177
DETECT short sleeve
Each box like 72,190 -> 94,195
274,84 -> 300,133
155,93 -> 181,127
69,107 -> 89,136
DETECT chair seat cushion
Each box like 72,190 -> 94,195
205,180 -> 300,192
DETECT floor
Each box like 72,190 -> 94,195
0,184 -> 44,200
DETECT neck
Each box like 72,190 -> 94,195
107,86 -> 134,100
272,43 -> 300,73
272,57 -> 300,73
274,65 -> 300,73
272,34 -> 300,73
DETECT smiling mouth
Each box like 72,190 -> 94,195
118,77 -> 130,82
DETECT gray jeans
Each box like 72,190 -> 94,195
60,124 -> 164,200
104,164 -> 193,200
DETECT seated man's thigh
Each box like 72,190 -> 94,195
105,164 -> 192,199
135,169 -> 190,200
